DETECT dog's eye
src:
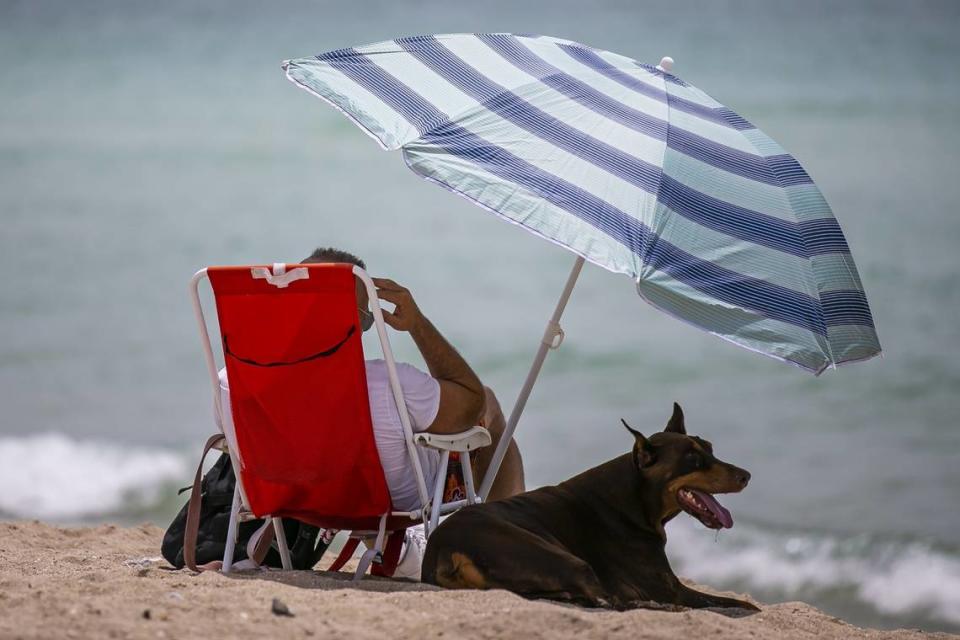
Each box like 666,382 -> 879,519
685,452 -> 702,469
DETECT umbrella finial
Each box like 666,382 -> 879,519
657,56 -> 674,73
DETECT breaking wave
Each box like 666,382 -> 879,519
0,433 -> 189,520
667,518 -> 960,630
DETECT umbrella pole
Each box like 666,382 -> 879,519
478,255 -> 586,501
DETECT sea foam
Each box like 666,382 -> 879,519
0,433 -> 188,520
667,518 -> 960,627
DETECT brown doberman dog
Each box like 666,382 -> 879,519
422,403 -> 758,611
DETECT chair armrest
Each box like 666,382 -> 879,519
414,426 -> 491,452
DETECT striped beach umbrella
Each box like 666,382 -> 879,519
283,33 -> 881,495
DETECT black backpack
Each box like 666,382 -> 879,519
161,439 -> 329,570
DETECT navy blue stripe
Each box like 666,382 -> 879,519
767,154 -> 814,187
478,34 -> 667,140
558,44 -> 755,131
798,218 -> 851,255
821,290 -> 875,327
395,36 -> 663,193
480,34 -> 808,189
315,47 -> 448,136
320,48 -> 875,333
396,36 -> 840,259
643,240 -> 828,337
659,176 -> 850,258
425,120 -> 651,257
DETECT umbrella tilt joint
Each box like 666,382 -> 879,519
478,255 -> 585,501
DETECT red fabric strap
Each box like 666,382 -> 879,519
327,537 -> 361,573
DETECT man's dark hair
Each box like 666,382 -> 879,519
301,247 -> 365,269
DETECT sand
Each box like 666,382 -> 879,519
0,521 -> 953,640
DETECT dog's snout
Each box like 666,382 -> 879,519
735,469 -> 751,488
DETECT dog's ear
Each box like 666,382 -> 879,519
622,419 -> 656,469
664,402 -> 686,435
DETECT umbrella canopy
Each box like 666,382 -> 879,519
283,33 -> 880,375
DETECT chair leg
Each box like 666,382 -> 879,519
429,451 -> 450,535
354,546 -> 378,581
352,514 -> 388,581
222,484 -> 241,573
272,517 -> 292,570
461,452 -> 479,505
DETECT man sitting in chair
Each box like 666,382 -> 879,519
219,247 -> 525,580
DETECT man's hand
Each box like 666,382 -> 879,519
373,276 -> 484,434
372,278 -> 424,333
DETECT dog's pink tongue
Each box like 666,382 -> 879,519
692,490 -> 734,529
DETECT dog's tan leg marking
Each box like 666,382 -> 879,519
436,552 -> 487,589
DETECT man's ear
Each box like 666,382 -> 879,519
664,402 -> 686,435
622,419 -> 655,469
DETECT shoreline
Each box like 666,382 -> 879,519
0,521 -> 955,639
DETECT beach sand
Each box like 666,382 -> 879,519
0,521 -> 953,640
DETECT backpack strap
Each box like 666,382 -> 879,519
183,433 -> 227,572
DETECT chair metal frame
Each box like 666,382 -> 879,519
189,263 -> 490,578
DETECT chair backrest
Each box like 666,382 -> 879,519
205,263 -> 391,523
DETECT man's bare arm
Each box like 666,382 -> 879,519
373,278 -> 484,434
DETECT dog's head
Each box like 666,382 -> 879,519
622,403 -> 750,530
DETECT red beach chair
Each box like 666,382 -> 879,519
189,262 -> 490,578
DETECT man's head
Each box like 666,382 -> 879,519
301,247 -> 373,331
301,247 -> 366,270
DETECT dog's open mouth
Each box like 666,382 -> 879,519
677,488 -> 733,529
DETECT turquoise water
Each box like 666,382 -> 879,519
1,0 -> 959,632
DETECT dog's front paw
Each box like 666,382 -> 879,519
704,600 -> 761,617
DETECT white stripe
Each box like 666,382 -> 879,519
524,39 -> 670,124
663,149 -> 798,221
664,109 -> 761,155
525,39 -> 759,155
825,325 -> 882,361
741,129 -> 788,157
441,36 -> 536,95
285,59 -> 418,150
353,41 -> 476,119
811,254 -> 866,293
651,201 -> 819,297
783,184 -> 834,223
636,275 -> 829,372
402,144 -> 640,277
444,36 -> 668,169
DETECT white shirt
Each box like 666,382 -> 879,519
363,360 -> 441,511
217,361 -> 440,513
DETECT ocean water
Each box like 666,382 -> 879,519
1,0 -> 958,632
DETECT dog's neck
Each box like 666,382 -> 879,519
559,453 -> 670,544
